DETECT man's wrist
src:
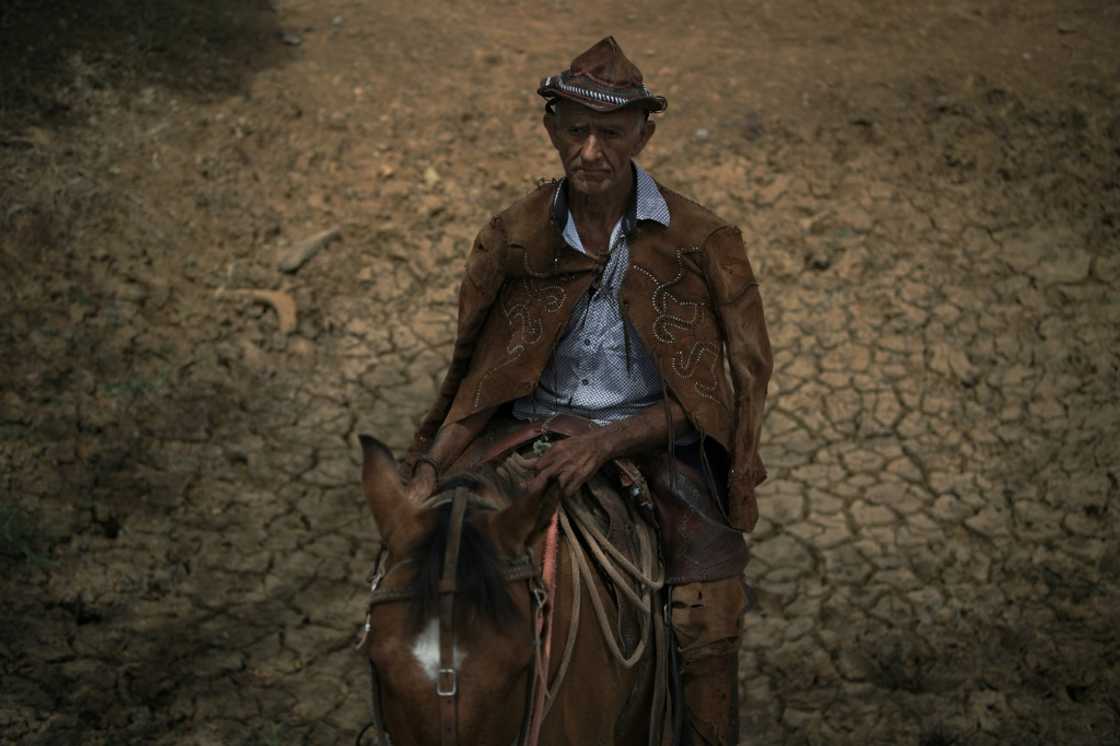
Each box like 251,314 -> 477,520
413,456 -> 440,483
592,423 -> 630,461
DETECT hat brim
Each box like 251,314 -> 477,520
538,75 -> 667,114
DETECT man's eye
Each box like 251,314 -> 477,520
568,127 -> 587,137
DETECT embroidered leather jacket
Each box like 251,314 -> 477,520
405,178 -> 773,531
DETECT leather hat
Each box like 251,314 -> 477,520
538,36 -> 667,114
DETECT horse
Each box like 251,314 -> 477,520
355,433 -> 669,746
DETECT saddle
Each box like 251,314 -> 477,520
449,412 -> 748,585
448,413 -> 752,745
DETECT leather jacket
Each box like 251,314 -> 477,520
405,177 -> 773,531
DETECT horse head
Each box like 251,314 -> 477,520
358,434 -> 560,745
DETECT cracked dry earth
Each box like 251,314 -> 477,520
2,0 -> 1119,744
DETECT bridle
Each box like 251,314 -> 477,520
354,487 -> 544,746
355,463 -> 666,746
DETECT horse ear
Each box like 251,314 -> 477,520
358,434 -> 421,554
487,454 -> 563,554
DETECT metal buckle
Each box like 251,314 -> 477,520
436,668 -> 458,697
531,435 -> 552,456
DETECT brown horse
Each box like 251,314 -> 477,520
356,433 -> 667,746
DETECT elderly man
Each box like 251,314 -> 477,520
401,37 -> 772,745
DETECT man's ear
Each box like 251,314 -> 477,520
543,109 -> 561,150
634,117 -> 656,157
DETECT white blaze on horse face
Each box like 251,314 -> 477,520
410,619 -> 466,683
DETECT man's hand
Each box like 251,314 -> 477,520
526,431 -> 614,497
526,400 -> 691,497
403,406 -> 499,504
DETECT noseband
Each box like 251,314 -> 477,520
356,487 -> 542,746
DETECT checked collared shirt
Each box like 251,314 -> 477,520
512,164 -> 671,425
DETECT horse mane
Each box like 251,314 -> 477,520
406,470 -> 521,632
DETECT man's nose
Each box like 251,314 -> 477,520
579,134 -> 603,163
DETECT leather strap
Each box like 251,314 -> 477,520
525,511 -> 561,746
367,559 -> 536,606
354,659 -> 384,746
358,492 -> 540,746
438,489 -> 469,746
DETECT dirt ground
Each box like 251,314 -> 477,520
2,0 -> 1119,744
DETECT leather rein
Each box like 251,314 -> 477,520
355,486 -> 544,746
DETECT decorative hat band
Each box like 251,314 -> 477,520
536,36 -> 668,114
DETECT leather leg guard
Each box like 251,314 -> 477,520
670,577 -> 747,746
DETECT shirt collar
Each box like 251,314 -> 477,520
633,163 -> 671,227
552,163 -> 670,254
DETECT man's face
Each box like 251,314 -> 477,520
544,100 -> 655,197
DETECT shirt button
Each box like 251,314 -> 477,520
581,378 -> 589,386
584,339 -> 591,346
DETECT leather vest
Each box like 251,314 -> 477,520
408,178 -> 772,530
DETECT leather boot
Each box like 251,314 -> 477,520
670,577 -> 747,746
